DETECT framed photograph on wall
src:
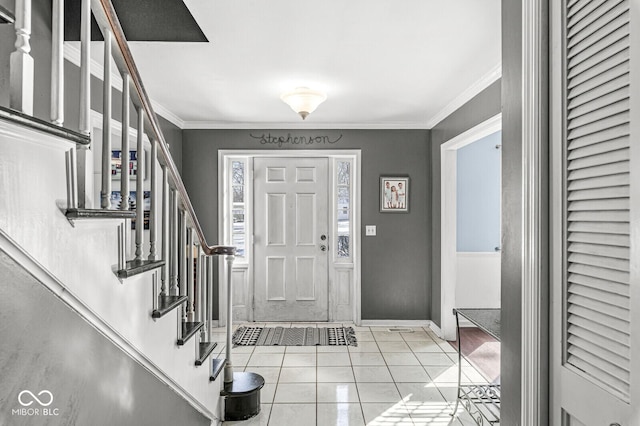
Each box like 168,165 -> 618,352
380,176 -> 409,212
111,150 -> 148,180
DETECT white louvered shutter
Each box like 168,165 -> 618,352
564,0 -> 631,400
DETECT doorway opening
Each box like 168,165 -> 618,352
440,114 -> 502,341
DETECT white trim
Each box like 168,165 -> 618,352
428,321 -> 443,338
360,320 -> 432,327
183,121 -> 431,130
521,0 -> 547,424
440,114 -> 501,341
426,62 -> 502,129
0,229 -> 217,422
218,150 -> 362,326
64,43 -> 185,130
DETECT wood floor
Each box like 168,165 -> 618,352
449,327 -> 500,384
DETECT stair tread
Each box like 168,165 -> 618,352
210,358 -> 226,382
151,295 -> 187,319
196,342 -> 218,366
177,321 -> 203,345
117,259 -> 165,278
66,208 -> 136,220
221,372 -> 265,396
0,106 -> 89,145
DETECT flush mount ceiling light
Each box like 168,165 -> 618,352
280,87 -> 327,120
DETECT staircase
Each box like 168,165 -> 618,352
0,0 -> 258,424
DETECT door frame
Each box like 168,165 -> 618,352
440,113 -> 502,341
218,149 -> 362,326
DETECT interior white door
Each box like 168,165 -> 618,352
550,0 -> 638,424
253,157 -> 329,321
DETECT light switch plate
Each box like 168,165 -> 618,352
365,225 -> 376,236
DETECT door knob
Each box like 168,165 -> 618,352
320,234 -> 327,241
320,245 -> 327,252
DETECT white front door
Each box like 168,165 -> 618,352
253,157 -> 329,321
550,0 -> 638,424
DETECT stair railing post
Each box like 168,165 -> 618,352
120,73 -> 131,211
134,107 -> 144,261
197,245 -> 206,341
75,0 -> 92,209
100,28 -> 112,209
169,188 -> 178,295
224,253 -> 235,383
160,164 -> 169,296
187,227 -> 195,322
179,209 -> 187,322
51,0 -> 64,126
9,0 -> 34,115
207,256 -> 214,343
148,139 -> 158,260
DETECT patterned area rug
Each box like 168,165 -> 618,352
232,326 -> 357,347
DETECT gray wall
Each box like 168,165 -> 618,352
0,251 -> 210,426
429,79 -> 501,328
182,129 -> 431,320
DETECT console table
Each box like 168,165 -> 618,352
452,308 -> 501,425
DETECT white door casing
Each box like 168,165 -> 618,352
253,157 -> 329,321
550,0 -> 639,424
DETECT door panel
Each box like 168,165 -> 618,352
254,157 -> 329,321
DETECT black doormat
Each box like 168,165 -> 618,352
232,326 -> 357,347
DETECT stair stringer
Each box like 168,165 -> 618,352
0,118 -> 224,423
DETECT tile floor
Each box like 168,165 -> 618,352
211,323 -> 488,426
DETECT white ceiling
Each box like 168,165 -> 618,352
127,0 -> 501,129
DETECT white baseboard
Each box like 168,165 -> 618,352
428,322 -> 443,338
360,320 -> 432,327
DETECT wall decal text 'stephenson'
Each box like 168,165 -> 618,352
249,133 -> 343,148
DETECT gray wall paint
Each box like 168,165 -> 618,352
429,79 -> 501,328
182,129 -> 431,320
0,252 -> 210,426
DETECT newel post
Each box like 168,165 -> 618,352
10,0 -> 34,115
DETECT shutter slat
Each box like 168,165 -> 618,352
568,221 -> 629,234
567,86 -> 629,120
567,348 -> 629,384
568,14 -> 628,59
567,74 -> 628,108
568,305 -> 630,333
567,124 -> 629,150
568,232 -> 629,247
568,263 -> 629,285
568,138 -> 628,159
568,283 -> 629,308
567,160 -> 629,180
567,172 -> 629,190
568,273 -> 629,297
567,294 -> 629,321
568,211 -> 628,222
567,148 -> 628,170
567,26 -> 628,71
568,48 -> 629,90
568,242 -> 629,260
567,198 -> 629,211
567,334 -> 629,367
568,315 -> 630,346
567,112 -> 629,140
568,253 -> 629,272
567,356 -> 630,397
568,0 -> 626,39
568,38 -> 628,80
567,98 -> 629,130
567,0 -> 593,18
567,185 -> 628,201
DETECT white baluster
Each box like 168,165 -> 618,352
180,209 -> 187,322
207,256 -> 214,343
78,0 -> 90,134
148,139 -> 158,260
10,0 -> 34,115
120,73 -> 130,211
224,253 -> 236,383
100,29 -> 112,209
51,0 -> 64,126
169,188 -> 178,295
160,164 -> 169,296
197,246 -> 206,340
135,108 -> 144,261
187,228 -> 195,322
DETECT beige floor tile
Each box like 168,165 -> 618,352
316,383 -> 360,403
355,331 -> 376,341
253,346 -> 286,354
284,345 -> 317,353
382,352 -> 421,366
273,383 -> 316,403
361,402 -> 413,425
388,366 -> 431,383
376,341 -> 412,353
282,353 -> 316,367
260,383 -> 276,404
415,352 -> 455,366
348,341 -> 381,353
407,340 -> 444,353
350,352 -> 386,366
278,366 -> 317,383
268,403 -> 316,426
317,345 -> 350,353
356,383 -> 402,403
247,353 -> 284,367
372,331 -> 405,341
400,331 -> 433,342
317,403 -> 365,426
317,366 -> 355,382
318,352 -> 351,366
353,366 -> 394,383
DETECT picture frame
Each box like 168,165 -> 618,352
110,191 -> 151,229
111,150 -> 148,180
380,176 -> 409,212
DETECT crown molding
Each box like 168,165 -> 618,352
425,62 -> 502,129
181,121 -> 431,130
